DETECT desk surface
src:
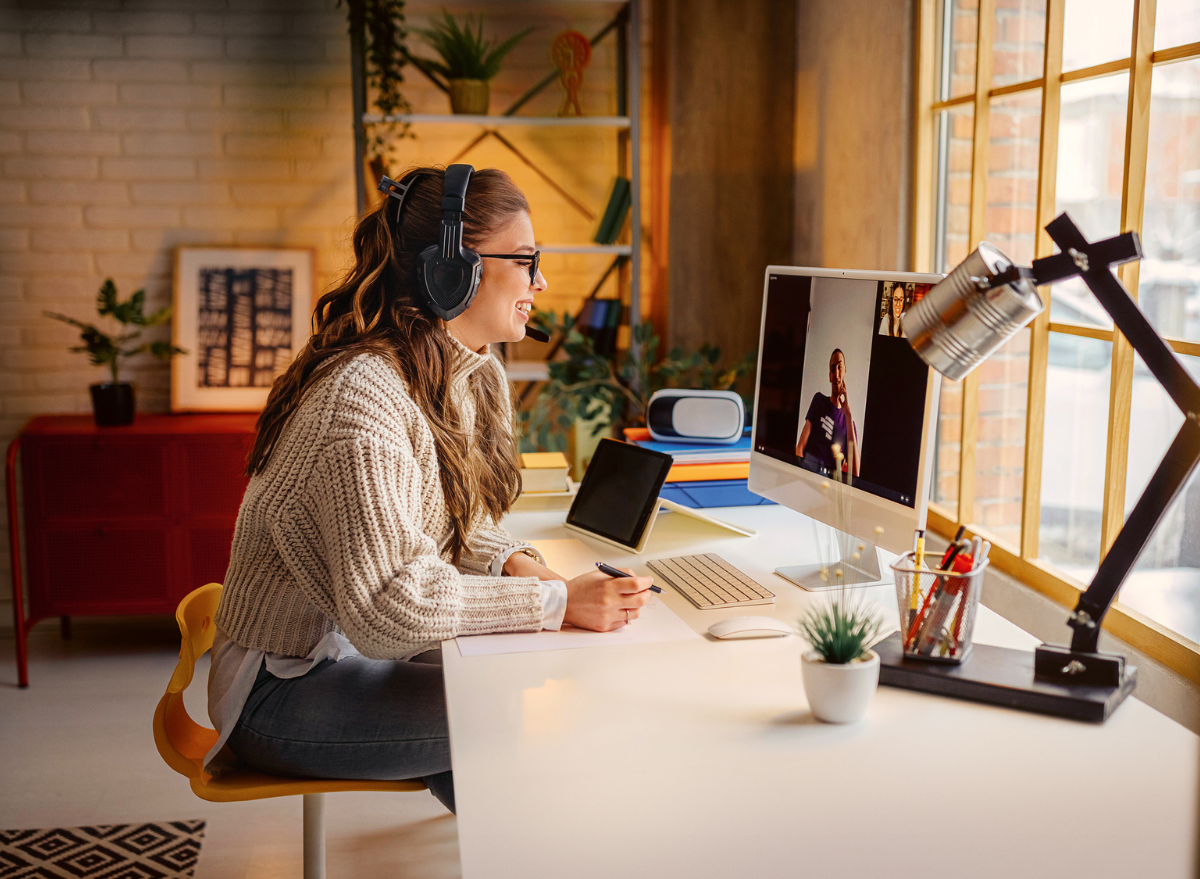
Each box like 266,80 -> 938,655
444,504 -> 1197,879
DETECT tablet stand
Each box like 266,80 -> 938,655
656,498 -> 757,537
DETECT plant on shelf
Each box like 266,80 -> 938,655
341,0 -> 414,163
516,308 -> 758,454
415,10 -> 533,115
45,278 -> 185,427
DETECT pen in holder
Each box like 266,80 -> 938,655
891,551 -> 988,664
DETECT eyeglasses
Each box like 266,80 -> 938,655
479,251 -> 541,285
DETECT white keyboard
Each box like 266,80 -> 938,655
646,553 -> 776,609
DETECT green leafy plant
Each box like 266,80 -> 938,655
516,308 -> 758,453
796,600 -> 883,664
342,0 -> 414,159
45,278 -> 185,385
416,10 -> 532,80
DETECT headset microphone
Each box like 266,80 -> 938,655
525,327 -> 549,342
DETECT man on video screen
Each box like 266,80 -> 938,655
795,348 -> 860,477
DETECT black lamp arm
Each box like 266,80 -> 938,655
1034,215 -> 1200,661
1069,421 -> 1200,653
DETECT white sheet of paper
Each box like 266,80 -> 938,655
455,596 -> 699,657
453,538 -> 701,657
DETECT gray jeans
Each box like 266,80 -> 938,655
227,648 -> 455,813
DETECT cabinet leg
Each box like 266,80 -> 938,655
60,616 -> 71,640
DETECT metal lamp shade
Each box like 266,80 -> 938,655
902,241 -> 1045,381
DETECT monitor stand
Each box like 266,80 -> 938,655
774,538 -> 885,591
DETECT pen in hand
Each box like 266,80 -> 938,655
595,562 -> 663,593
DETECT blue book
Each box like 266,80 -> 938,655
634,432 -> 753,463
660,479 -> 776,509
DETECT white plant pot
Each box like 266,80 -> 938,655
801,649 -> 880,723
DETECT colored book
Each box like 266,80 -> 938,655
520,451 -> 570,493
635,434 -> 752,464
664,461 -> 750,483
623,426 -> 751,443
660,479 -> 776,509
596,298 -> 623,355
594,177 -> 631,245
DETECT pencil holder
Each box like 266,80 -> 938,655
891,551 -> 988,664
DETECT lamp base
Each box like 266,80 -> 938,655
1033,643 -> 1126,687
874,633 -> 1137,722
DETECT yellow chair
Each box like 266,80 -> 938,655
153,583 -> 427,879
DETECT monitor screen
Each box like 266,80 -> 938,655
752,271 -> 935,509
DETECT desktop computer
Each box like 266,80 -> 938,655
748,266 -> 944,589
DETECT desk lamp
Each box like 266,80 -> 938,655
879,213 -> 1200,721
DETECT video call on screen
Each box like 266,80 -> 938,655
753,273 -> 931,508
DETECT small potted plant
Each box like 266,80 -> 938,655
416,10 -> 532,115
797,599 -> 884,723
45,278 -> 185,427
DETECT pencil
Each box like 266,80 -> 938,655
909,529 -> 925,639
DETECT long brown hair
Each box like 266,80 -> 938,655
247,167 -> 530,564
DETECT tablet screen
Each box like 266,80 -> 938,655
566,439 -> 674,548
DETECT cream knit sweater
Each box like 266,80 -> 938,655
214,339 -> 543,659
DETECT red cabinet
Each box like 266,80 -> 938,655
6,414 -> 256,686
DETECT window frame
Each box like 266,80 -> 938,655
912,0 -> 1200,683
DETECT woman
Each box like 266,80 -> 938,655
881,282 -> 907,337
205,166 -> 654,814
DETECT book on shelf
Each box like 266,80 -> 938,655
594,177 -> 631,246
520,451 -> 571,493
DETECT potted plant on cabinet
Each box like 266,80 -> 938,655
797,598 -> 884,723
45,278 -> 185,427
416,10 -> 532,115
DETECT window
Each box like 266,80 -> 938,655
914,0 -> 1200,677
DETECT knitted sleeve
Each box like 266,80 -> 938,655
269,434 -> 543,659
458,352 -> 529,575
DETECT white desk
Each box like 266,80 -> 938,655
444,504 -> 1197,879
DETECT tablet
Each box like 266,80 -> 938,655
564,438 -> 674,552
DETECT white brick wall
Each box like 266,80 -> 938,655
0,0 -> 648,640
0,0 -> 357,635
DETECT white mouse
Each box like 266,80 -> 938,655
707,615 -> 794,640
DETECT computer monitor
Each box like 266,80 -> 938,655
748,266 -> 944,589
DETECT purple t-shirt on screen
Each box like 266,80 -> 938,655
803,392 -> 848,471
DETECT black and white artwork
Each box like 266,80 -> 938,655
173,248 -> 312,411
197,267 -> 294,388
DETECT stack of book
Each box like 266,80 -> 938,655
622,427 -> 776,509
519,452 -> 572,495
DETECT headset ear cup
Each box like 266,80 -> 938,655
419,245 -> 482,320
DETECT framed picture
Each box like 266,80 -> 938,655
172,246 -> 314,412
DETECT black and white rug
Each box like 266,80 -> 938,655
0,820 -> 204,878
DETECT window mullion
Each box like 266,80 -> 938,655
1020,0 -> 1066,560
1100,0 -> 1157,556
957,0 -> 996,526
913,0 -> 938,274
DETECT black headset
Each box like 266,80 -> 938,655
377,165 -> 548,341
378,164 -> 480,321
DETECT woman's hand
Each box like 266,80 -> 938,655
563,568 -> 654,632
502,550 -> 565,582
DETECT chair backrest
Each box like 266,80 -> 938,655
153,583 -> 223,781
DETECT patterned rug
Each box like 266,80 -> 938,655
0,820 -> 204,879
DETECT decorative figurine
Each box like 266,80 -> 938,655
551,30 -> 591,117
